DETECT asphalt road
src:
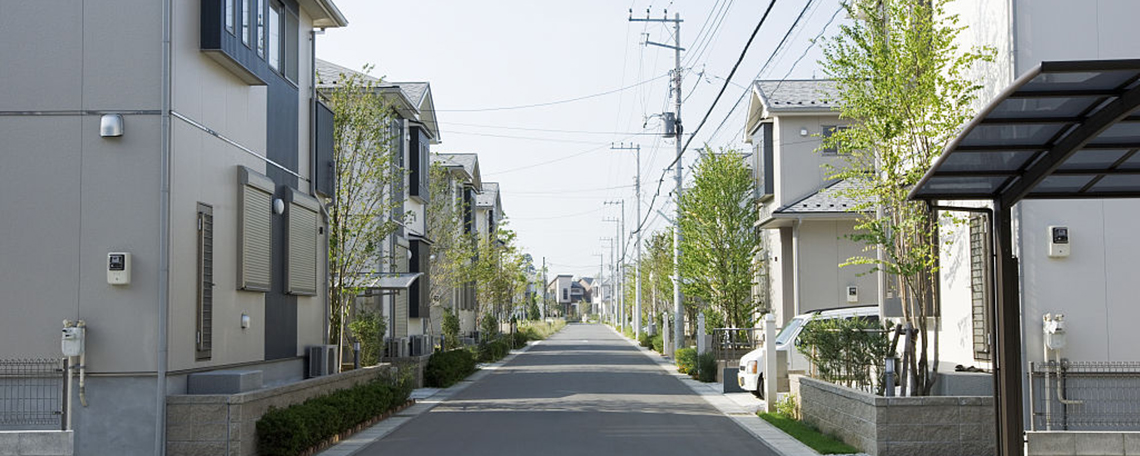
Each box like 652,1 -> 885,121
356,323 -> 778,456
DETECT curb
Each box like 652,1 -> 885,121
605,325 -> 821,456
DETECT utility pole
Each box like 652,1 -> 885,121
604,200 -> 626,335
542,256 -> 547,320
630,8 -> 684,352
610,143 -> 642,340
593,253 -> 603,319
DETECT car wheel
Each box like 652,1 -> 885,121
752,378 -> 764,399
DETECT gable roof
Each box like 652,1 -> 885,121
755,80 -> 839,112
436,153 -> 482,191
475,182 -> 500,208
299,0 -> 348,28
314,60 -> 440,142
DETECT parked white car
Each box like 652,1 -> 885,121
737,306 -> 880,397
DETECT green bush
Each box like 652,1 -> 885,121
257,373 -> 412,456
696,352 -> 717,382
798,317 -> 891,392
424,349 -> 477,388
441,311 -> 461,350
510,330 -> 529,349
477,337 -> 512,363
638,332 -> 651,348
675,347 -> 697,374
348,311 -> 385,366
650,334 -> 664,353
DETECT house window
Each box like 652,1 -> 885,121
970,214 -> 992,361
238,167 -> 273,292
821,125 -> 850,155
256,0 -> 265,58
753,122 -> 774,199
242,0 -> 250,47
267,2 -> 280,70
284,9 -> 298,82
196,203 -> 214,361
562,289 -> 568,301
286,188 -> 319,296
409,127 -> 430,201
225,0 -> 234,33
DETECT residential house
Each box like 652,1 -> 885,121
436,153 -> 483,334
919,0 -> 1140,441
0,1 -> 346,454
315,59 -> 440,358
548,274 -> 574,316
743,80 -> 879,327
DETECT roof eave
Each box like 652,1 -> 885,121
300,0 -> 348,28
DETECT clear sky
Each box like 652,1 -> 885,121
316,0 -> 845,280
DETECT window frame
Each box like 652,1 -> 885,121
286,188 -> 320,296
196,202 -> 215,361
241,0 -> 251,47
821,125 -> 851,155
238,167 -> 274,292
970,214 -> 993,361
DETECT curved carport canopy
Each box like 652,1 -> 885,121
909,59 -> 1140,456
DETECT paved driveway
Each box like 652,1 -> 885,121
355,323 -> 778,456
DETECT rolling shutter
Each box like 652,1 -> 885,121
287,188 -> 320,296
970,214 -> 992,361
238,167 -> 273,292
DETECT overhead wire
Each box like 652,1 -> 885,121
435,73 -> 668,112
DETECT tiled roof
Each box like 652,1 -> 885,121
774,179 -> 869,214
391,82 -> 429,107
475,182 -> 499,207
755,80 -> 838,112
315,59 -> 380,87
437,153 -> 477,177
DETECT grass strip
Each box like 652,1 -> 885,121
758,412 -> 859,455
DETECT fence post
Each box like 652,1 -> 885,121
764,313 -> 778,411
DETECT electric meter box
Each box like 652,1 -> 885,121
846,286 -> 859,303
107,252 -> 131,285
1047,226 -> 1070,258
61,326 -> 85,356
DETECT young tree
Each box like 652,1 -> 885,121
820,0 -> 991,395
322,66 -> 404,358
470,224 -> 527,331
424,161 -> 475,336
677,148 -> 760,331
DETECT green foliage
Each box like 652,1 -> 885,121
650,334 -> 664,354
758,413 -> 859,454
775,393 -> 800,420
441,310 -> 461,351
348,311 -> 385,366
696,352 -> 718,382
701,308 -> 725,333
480,314 -> 499,339
820,0 -> 993,395
322,66 -> 404,346
424,349 -> 477,388
526,297 -> 541,321
677,149 -> 760,330
675,347 -> 697,374
798,317 -> 892,393
519,319 -> 565,341
477,337 -> 512,363
638,332 -> 652,348
257,373 -> 412,456
510,330 -> 529,349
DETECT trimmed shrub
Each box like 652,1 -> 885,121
650,334 -> 664,353
675,347 -> 697,374
424,349 -> 477,388
638,332 -> 651,348
257,373 -> 412,456
696,352 -> 717,382
477,337 -> 512,363
510,330 -> 528,349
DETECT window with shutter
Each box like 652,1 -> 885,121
970,214 -> 993,361
287,188 -> 320,296
238,167 -> 273,292
196,203 -> 214,360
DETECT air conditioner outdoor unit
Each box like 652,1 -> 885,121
385,337 -> 409,359
306,345 -> 337,378
409,335 -> 429,356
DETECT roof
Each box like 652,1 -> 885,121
436,153 -> 482,191
774,179 -> 869,215
315,60 -> 440,142
755,80 -> 839,112
910,59 -> 1140,203
476,182 -> 500,208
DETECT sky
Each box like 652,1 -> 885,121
316,0 -> 847,280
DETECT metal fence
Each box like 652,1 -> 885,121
1030,360 -> 1140,431
711,327 -> 763,368
0,358 -> 66,430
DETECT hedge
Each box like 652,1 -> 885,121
477,337 -> 512,363
675,347 -> 697,374
696,352 -> 717,382
424,349 -> 477,388
257,374 -> 412,456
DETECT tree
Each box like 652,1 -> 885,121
424,161 -> 475,335
470,224 -> 528,330
322,66 -> 404,357
820,0 -> 991,395
677,148 -> 760,331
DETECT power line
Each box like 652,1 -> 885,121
435,73 -> 669,112
437,121 -> 671,136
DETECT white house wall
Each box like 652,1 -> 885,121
796,220 -> 878,314
772,116 -> 848,209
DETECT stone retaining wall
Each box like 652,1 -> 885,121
166,364 -> 397,456
799,376 -> 994,456
1027,431 -> 1140,455
0,431 -> 73,456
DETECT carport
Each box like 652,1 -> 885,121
909,59 -> 1140,456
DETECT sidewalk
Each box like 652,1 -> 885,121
315,341 -> 542,456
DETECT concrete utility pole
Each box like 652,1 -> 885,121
604,200 -> 626,334
630,9 -> 684,352
541,256 -> 547,319
600,236 -> 615,323
610,144 -> 642,339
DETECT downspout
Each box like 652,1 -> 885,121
310,28 -> 332,345
156,0 -> 173,453
792,217 -> 802,315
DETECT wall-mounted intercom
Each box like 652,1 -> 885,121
1047,226 -> 1069,258
107,252 -> 131,285
846,286 -> 859,303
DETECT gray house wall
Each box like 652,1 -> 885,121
0,1 -> 334,454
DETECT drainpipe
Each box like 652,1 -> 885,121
310,28 -> 332,345
791,218 -> 802,315
156,0 -> 173,453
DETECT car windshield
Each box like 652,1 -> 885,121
774,317 -> 804,346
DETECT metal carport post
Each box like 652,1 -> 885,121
909,59 -> 1140,456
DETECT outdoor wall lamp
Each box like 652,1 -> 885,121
100,114 -> 124,137
273,198 -> 286,215
799,127 -> 809,137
